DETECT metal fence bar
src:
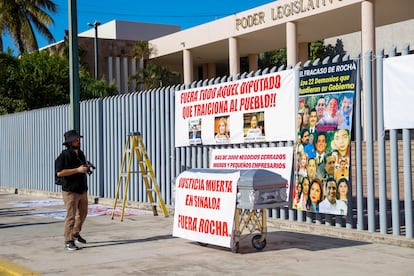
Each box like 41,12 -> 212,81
364,50 -> 376,232
388,48 -> 400,236
168,86 -> 176,204
376,49 -> 388,234
403,128 -> 413,238
401,45 -> 413,238
159,88 -> 166,203
354,55 -> 364,231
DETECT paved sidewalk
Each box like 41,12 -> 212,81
1,191 -> 414,276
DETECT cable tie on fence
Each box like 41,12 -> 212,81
378,130 -> 386,138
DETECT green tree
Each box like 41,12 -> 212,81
309,40 -> 346,62
60,42 -> 114,97
79,69 -> 118,99
324,39 -> 346,60
0,0 -> 57,54
257,39 -> 346,71
0,50 -> 118,113
129,40 -> 179,91
17,50 -> 69,108
141,63 -> 180,89
131,40 -> 152,68
258,48 -> 287,70
309,41 -> 325,61
130,40 -> 153,91
0,52 -> 26,114
52,30 -> 89,70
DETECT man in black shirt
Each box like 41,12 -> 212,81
55,130 -> 90,251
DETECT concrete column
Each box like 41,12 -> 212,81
248,54 -> 258,73
137,57 -> 144,91
122,57 -> 128,93
361,0 -> 376,138
229,37 -> 240,77
208,63 -> 216,79
183,48 -> 193,85
115,57 -> 121,93
130,58 -> 137,92
286,22 -> 298,68
361,1 -> 375,62
107,56 -> 113,85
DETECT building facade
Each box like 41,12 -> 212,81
148,0 -> 414,85
43,1 -> 414,93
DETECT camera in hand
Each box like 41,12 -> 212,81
85,161 -> 96,175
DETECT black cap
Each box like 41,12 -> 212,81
62,130 -> 83,145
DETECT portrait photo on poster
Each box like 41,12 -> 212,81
214,116 -> 230,144
243,111 -> 265,143
188,118 -> 202,145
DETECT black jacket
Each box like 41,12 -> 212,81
55,149 -> 88,194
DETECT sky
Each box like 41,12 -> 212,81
3,0 -> 274,54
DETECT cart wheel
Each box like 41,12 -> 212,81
252,234 -> 266,250
231,242 -> 239,253
198,242 -> 208,247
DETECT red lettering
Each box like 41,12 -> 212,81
198,219 -> 229,236
185,194 -> 193,206
178,215 -> 197,231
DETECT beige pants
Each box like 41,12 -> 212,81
62,191 -> 88,243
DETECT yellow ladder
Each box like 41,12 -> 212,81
111,132 -> 169,221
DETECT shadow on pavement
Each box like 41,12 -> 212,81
0,208 -> 36,217
0,220 -> 62,229
82,234 -> 177,249
191,230 -> 369,254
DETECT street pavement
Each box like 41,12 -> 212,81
1,189 -> 414,276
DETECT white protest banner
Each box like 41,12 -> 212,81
173,170 -> 239,248
210,147 -> 294,202
175,70 -> 296,147
383,54 -> 414,129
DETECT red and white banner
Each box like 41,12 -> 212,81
210,147 -> 294,202
173,170 -> 239,248
383,54 -> 414,129
175,70 -> 296,147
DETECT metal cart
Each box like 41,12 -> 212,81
185,168 -> 288,253
231,169 -> 288,253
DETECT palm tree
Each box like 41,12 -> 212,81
129,40 -> 180,91
131,40 -> 153,68
130,40 -> 153,91
0,0 -> 57,54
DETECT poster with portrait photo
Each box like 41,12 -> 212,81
175,70 -> 296,146
243,112 -> 265,143
188,119 -> 202,145
293,60 -> 357,216
214,116 -> 230,144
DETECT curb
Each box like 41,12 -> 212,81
267,219 -> 414,249
0,258 -> 42,276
